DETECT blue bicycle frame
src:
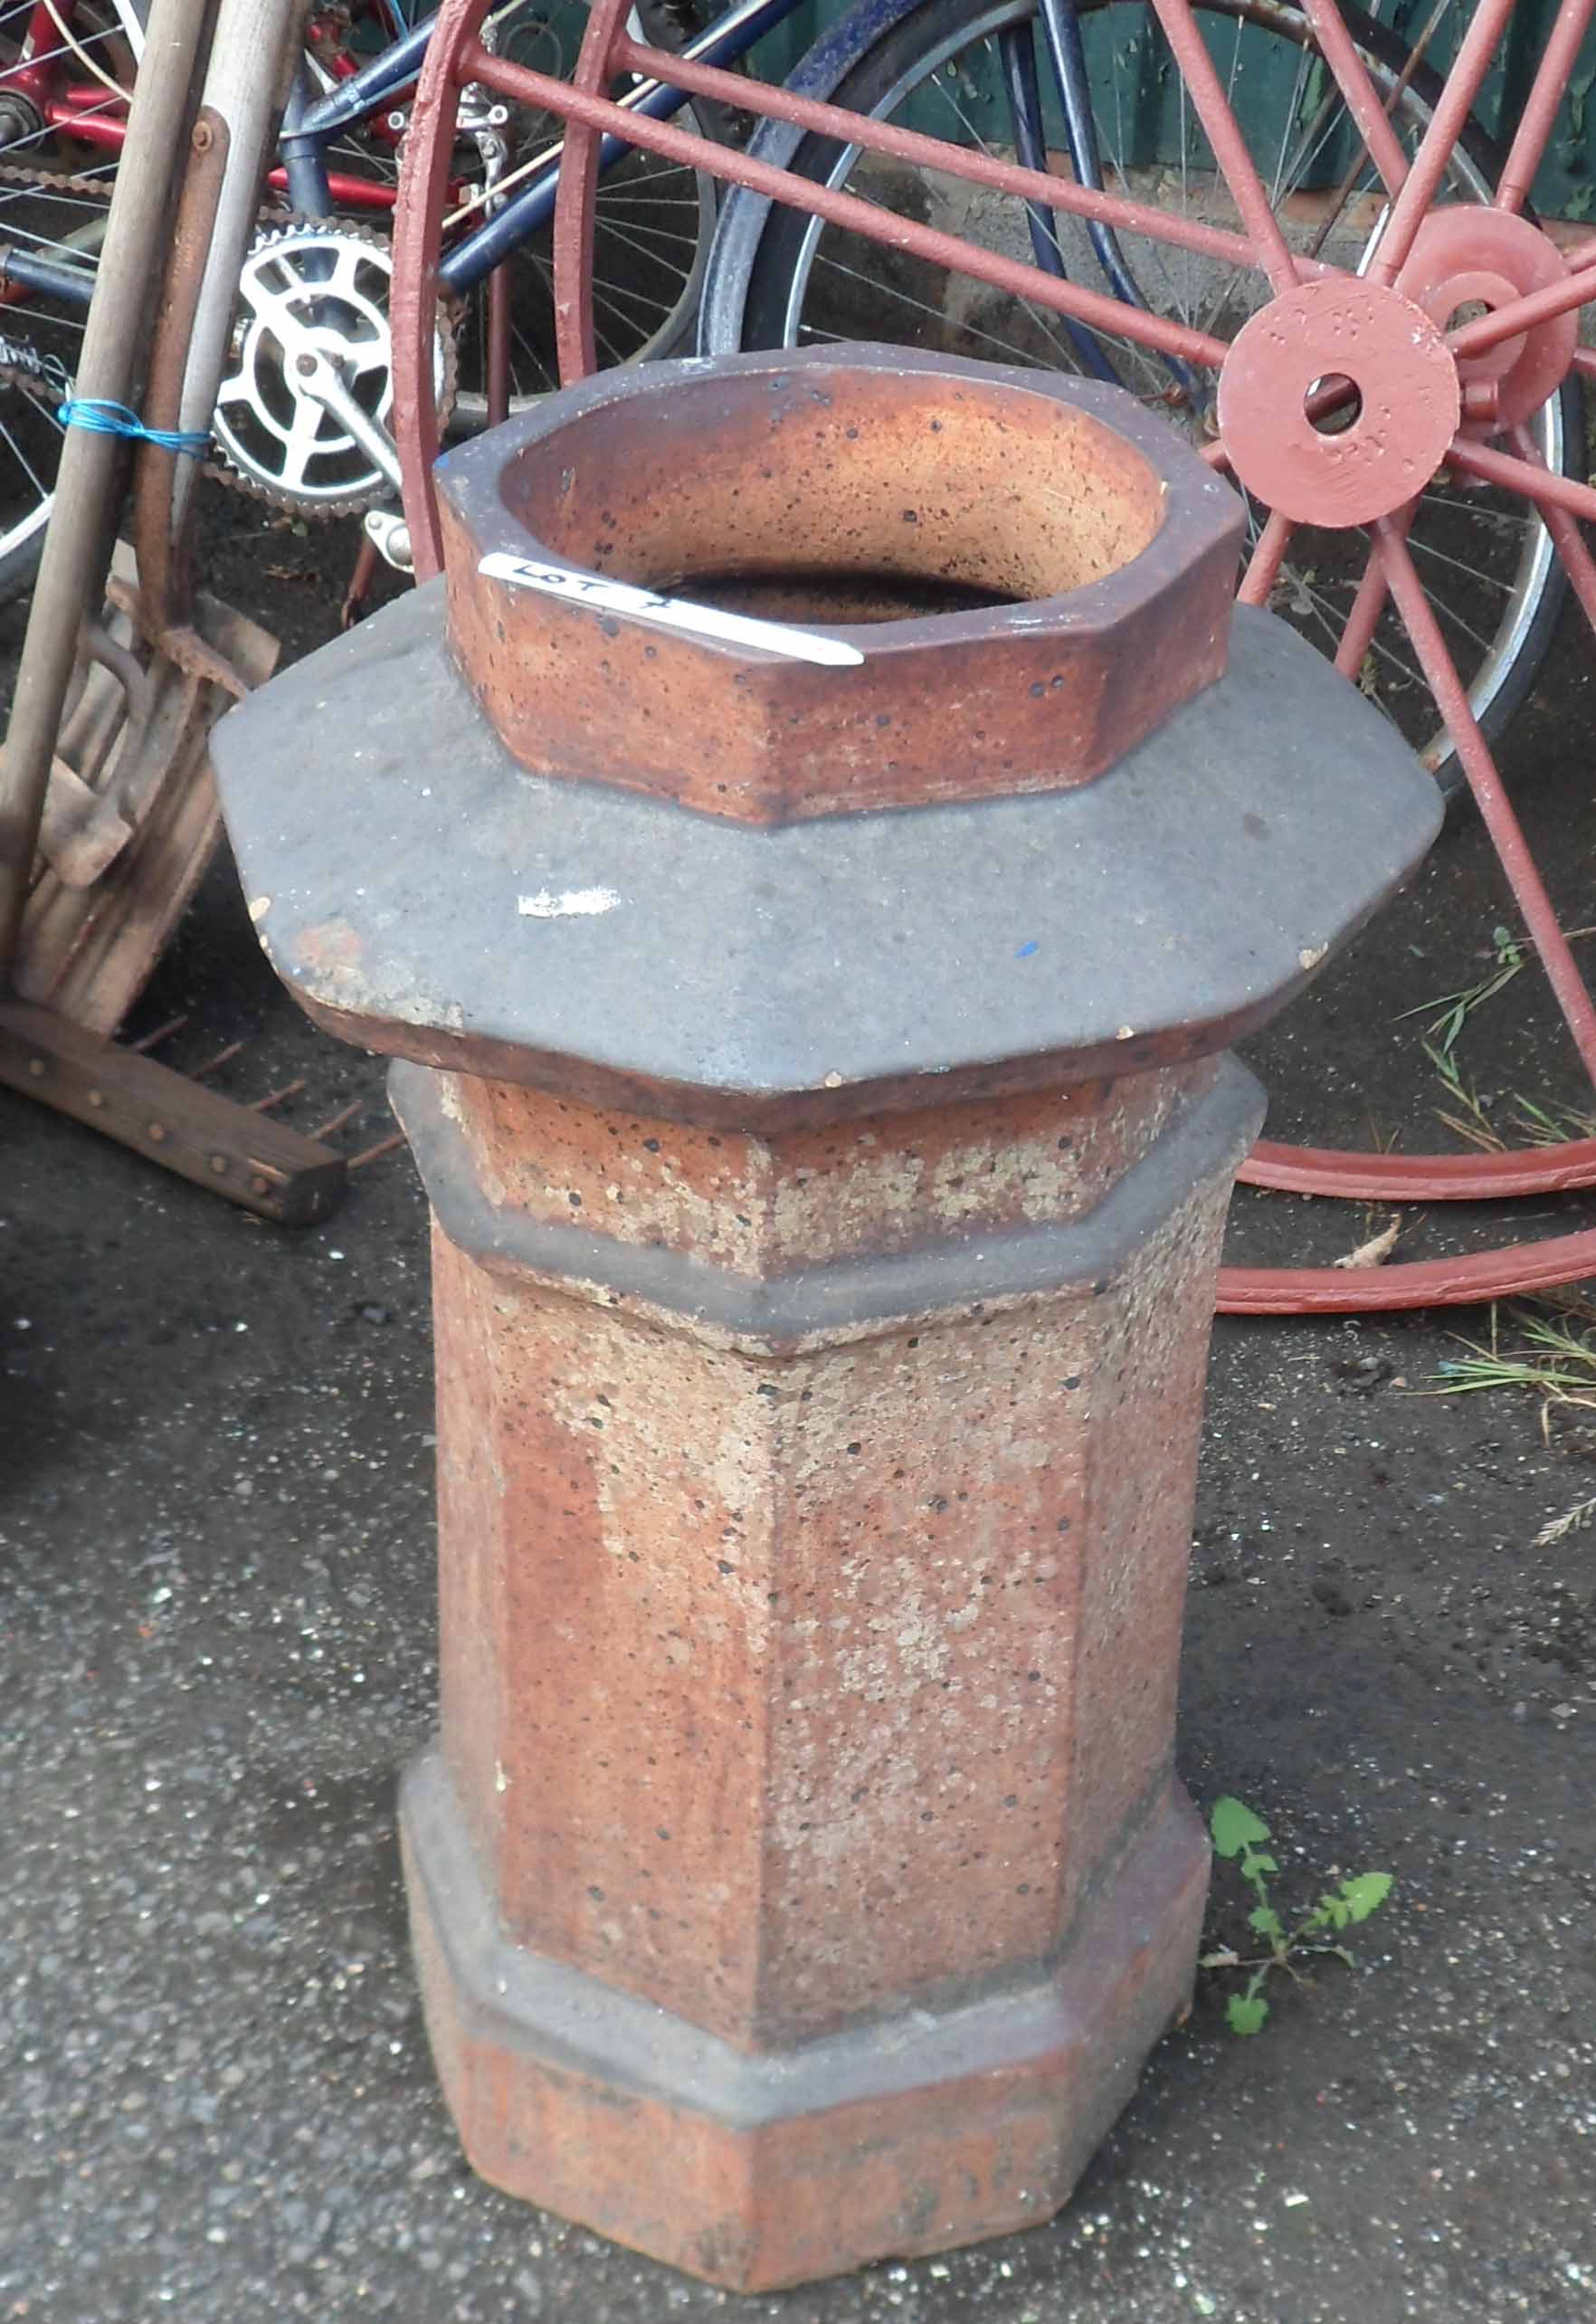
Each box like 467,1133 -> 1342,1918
276,0 -> 1183,392
281,0 -> 803,295
0,0 -> 1184,406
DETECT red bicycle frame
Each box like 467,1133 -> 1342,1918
0,0 -> 398,210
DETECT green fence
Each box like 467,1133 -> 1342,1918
754,0 -> 1596,220
1364,0 -> 1596,217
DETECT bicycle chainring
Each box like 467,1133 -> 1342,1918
213,217 -> 457,519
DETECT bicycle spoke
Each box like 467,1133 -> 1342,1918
0,402 -> 49,501
805,243 -> 1090,374
1403,561 -> 1497,662
0,23 -> 128,83
1297,0 -> 1408,195
1404,528 -> 1520,601
584,242 -> 694,321
904,62 -> 1156,384
1146,0 -> 1298,291
0,88 -> 124,166
587,297 -> 630,368
1088,20 -> 1202,354
0,213 -> 100,261
592,214 -> 701,276
1329,591 -> 1428,697
590,191 -> 708,214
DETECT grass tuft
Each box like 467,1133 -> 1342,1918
1399,927 -> 1596,1152
1429,1304 -> 1596,1440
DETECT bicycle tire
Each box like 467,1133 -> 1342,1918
0,0 -> 132,605
446,0 -> 724,423
700,0 -> 1580,797
0,499 -> 54,609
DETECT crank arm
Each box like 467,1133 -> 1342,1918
241,271 -> 405,492
292,352 -> 404,492
364,504 -> 414,573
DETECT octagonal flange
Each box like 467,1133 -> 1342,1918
403,1748 -> 1210,2291
212,572 -> 1442,1128
435,348 -> 1246,823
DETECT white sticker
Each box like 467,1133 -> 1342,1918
479,551 -> 864,669
518,887 -> 621,919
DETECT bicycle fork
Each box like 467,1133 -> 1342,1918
1004,0 -> 1201,407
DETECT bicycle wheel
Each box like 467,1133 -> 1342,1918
321,0 -> 722,431
701,0 -> 1578,796
0,0 -> 720,546
0,0 -> 135,602
392,0 -> 1596,1304
444,0 -> 721,428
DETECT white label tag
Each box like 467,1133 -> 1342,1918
478,552 -> 864,669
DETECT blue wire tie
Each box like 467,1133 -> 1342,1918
57,398 -> 211,457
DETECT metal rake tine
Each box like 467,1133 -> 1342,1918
347,1130 -> 406,1172
309,1100 -> 362,1141
127,1014 -> 188,1053
249,1078 -> 307,1113
192,1038 -> 246,1080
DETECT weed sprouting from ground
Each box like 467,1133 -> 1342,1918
1201,1797 -> 1392,2037
1399,923 -> 1530,1058
1534,1493 -> 1596,1548
1430,1304 -> 1596,1438
1398,926 -> 1596,1150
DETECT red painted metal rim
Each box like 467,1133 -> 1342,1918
1218,1227 -> 1596,1312
1240,1136 -> 1596,1201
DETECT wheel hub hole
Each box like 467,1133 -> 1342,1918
1304,373 -> 1363,437
1445,298 -> 1494,333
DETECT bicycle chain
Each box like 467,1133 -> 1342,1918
0,154 -> 294,420
0,148 -> 305,203
0,172 -> 433,518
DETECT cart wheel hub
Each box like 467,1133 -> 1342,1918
1396,204 -> 1577,439
1217,275 -> 1459,528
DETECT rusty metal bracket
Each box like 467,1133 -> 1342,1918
130,104 -> 233,636
103,574 -> 255,703
0,997 -> 345,1224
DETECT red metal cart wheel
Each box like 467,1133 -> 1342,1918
391,0 -> 1596,1310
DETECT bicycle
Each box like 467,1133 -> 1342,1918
387,0 -> 1596,1310
0,0 -> 761,587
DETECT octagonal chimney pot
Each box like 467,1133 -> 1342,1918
213,346 -> 1440,2292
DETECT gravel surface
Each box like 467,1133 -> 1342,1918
2,488 -> 1594,2323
